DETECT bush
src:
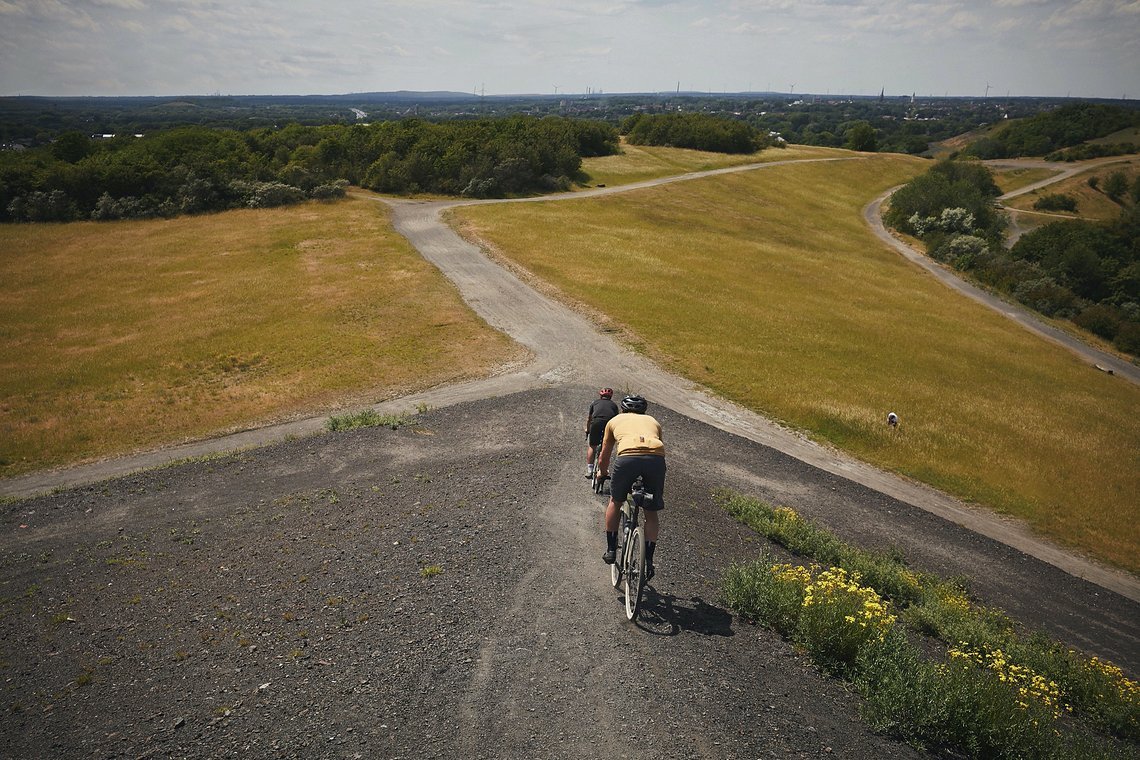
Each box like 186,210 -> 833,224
797,566 -> 896,674
722,558 -> 809,634
1114,321 -> 1140,354
309,180 -> 347,201
1104,171 -> 1128,202
1034,194 -> 1078,212
1074,304 -> 1123,340
1012,276 -> 1080,317
720,493 -> 1140,749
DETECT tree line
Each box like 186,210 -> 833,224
885,160 -> 1139,354
963,102 -> 1140,160
0,116 -> 621,222
619,112 -> 774,154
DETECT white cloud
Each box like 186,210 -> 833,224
0,0 -> 1135,98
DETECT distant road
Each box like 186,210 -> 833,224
988,156 -> 1136,245
865,163 -> 1139,385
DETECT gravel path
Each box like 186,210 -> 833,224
2,156 -> 1138,758
3,386 -> 1135,759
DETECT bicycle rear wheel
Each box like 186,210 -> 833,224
624,526 -> 646,620
611,512 -> 627,588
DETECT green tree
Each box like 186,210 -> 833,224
51,131 -> 93,163
844,121 -> 877,152
1103,171 -> 1128,202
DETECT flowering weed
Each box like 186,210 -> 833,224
719,490 -> 1139,756
797,567 -> 895,674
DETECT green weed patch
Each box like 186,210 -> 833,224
719,491 -> 1139,756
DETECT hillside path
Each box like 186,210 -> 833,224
3,156 -> 1137,759
383,159 -> 1139,602
864,163 -> 1139,384
4,156 -> 1136,602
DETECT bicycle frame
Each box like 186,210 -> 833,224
610,476 -> 652,620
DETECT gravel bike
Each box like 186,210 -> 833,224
609,475 -> 653,621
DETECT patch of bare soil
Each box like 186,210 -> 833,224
1,387 -> 1135,759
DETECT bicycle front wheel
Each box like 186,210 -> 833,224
624,526 -> 646,621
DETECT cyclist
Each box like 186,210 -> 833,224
584,387 -> 618,479
596,394 -> 665,580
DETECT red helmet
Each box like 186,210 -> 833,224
599,388 -> 613,398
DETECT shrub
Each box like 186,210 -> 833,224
722,558 -> 809,634
1074,304 -> 1122,340
1114,321 -> 1140,354
797,566 -> 895,674
325,409 -> 409,432
308,180 -> 347,201
1103,172 -> 1128,202
720,493 -> 1140,750
1034,193 -> 1078,212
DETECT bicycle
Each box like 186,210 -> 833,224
609,475 -> 653,621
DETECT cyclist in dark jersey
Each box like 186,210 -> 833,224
585,388 -> 618,479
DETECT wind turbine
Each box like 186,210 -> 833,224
984,82 -> 992,98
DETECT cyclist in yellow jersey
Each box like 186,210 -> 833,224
597,395 -> 665,580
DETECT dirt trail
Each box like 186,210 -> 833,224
4,156 -> 1136,604
385,165 -> 1139,602
3,158 -> 1138,759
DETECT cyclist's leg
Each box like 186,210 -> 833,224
586,421 -> 604,476
640,456 -> 666,574
604,457 -> 636,562
644,509 -> 659,542
604,497 -> 620,533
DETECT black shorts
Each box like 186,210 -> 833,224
587,418 -> 610,447
610,455 -> 666,511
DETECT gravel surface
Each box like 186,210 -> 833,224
2,385 -> 1136,759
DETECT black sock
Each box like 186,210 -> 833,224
646,541 -> 656,563
606,531 -> 617,552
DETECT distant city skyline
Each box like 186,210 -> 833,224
1,1 -> 1136,100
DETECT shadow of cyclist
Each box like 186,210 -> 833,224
626,589 -> 735,637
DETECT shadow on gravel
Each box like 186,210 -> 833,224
629,590 -> 736,638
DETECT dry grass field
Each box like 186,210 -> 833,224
990,166 -> 1061,194
452,153 -> 1140,572
1002,157 -> 1140,221
0,197 -> 520,477
580,141 -> 838,188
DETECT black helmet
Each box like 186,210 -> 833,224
620,395 -> 647,414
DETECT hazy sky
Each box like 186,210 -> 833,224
1,0 -> 1137,99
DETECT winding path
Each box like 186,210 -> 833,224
381,159 -> 1138,602
4,156 -> 1137,603
864,187 -> 1140,384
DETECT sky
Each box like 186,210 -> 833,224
0,0 -> 1137,100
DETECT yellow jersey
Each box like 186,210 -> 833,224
602,413 -> 665,457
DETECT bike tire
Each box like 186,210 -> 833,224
624,526 -> 646,621
611,513 -> 627,588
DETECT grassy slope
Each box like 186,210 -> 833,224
990,167 -> 1061,194
0,197 -> 520,476
452,152 -> 1140,572
580,141 -> 839,188
1002,157 -> 1140,221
